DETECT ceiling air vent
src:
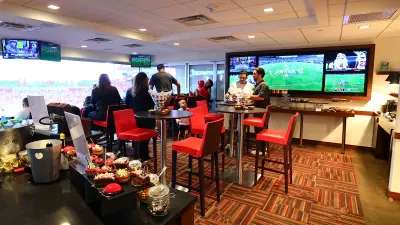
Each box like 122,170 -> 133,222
208,36 -> 239,43
343,9 -> 398,24
0,21 -> 39,31
123,43 -> 143,48
175,14 -> 216,26
85,37 -> 112,43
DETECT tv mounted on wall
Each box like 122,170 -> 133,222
2,39 -> 40,59
130,55 -> 151,67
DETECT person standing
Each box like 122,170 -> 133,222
15,97 -> 31,120
149,64 -> 181,95
126,72 -> 155,160
89,74 -> 121,120
250,67 -> 270,108
228,70 -> 254,98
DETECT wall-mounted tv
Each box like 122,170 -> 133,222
225,44 -> 374,99
229,56 -> 256,73
325,50 -> 367,72
39,42 -> 61,62
2,39 -> 40,59
130,55 -> 151,67
324,73 -> 366,93
259,54 -> 324,91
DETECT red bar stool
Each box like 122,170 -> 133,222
242,105 -> 272,153
255,112 -> 299,193
113,109 -> 158,171
196,100 -> 224,122
171,118 -> 224,216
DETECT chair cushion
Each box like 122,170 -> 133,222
93,120 -> 107,128
172,137 -> 203,157
243,117 -> 264,128
118,128 -> 157,142
256,129 -> 288,145
204,113 -> 224,122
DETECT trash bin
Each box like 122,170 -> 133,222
26,139 -> 62,183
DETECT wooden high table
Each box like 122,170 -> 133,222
270,106 -> 355,153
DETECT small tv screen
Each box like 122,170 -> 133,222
39,42 -> 61,62
324,73 -> 366,93
258,54 -> 324,91
130,55 -> 151,67
229,56 -> 256,73
2,39 -> 40,59
325,50 -> 368,72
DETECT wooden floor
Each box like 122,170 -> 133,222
149,141 -> 365,225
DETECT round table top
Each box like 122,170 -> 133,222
216,105 -> 267,114
135,110 -> 192,120
217,101 -> 254,107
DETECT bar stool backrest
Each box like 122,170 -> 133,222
196,100 -> 209,114
201,118 -> 224,157
106,104 -> 129,134
262,105 -> 272,128
285,112 -> 299,146
113,109 -> 137,135
188,106 -> 205,129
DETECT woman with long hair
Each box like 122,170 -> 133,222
125,72 -> 155,160
88,74 -> 121,120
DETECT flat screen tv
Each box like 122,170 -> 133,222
324,73 -> 366,93
258,54 -> 324,91
325,50 -> 368,72
130,55 -> 151,67
229,56 -> 256,73
39,42 -> 61,62
2,39 -> 40,59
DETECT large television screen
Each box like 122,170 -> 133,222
39,42 -> 61,62
259,54 -> 324,91
324,73 -> 365,93
130,55 -> 151,67
2,39 -> 40,59
325,50 -> 367,72
229,56 -> 256,73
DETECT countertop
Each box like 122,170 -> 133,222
0,172 -> 196,225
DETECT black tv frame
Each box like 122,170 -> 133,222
225,44 -> 375,100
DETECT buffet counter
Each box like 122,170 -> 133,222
0,172 -> 196,225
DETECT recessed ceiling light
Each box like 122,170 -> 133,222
132,52 -> 138,55
248,35 -> 255,39
80,45 -> 88,48
138,28 -> 147,32
358,24 -> 369,30
47,4 -> 60,10
263,7 -> 274,13
173,42 -> 180,46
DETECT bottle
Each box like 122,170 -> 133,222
59,133 -> 65,148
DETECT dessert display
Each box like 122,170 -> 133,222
101,165 -> 113,173
147,184 -> 171,216
128,160 -> 142,171
115,169 -> 130,184
94,172 -> 115,187
91,155 -> 104,166
103,183 -> 123,196
90,144 -> 104,156
113,157 -> 129,169
148,173 -> 159,185
62,146 -> 76,157
131,169 -> 150,187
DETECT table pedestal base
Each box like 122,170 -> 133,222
223,168 -> 261,187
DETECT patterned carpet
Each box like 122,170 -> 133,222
151,140 -> 365,225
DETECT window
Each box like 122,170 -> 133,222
0,58 -> 138,116
216,64 -> 225,100
189,64 -> 214,94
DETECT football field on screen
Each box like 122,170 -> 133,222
261,62 -> 323,91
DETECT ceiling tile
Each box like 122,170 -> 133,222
221,17 -> 259,26
151,4 -> 200,20
255,11 -> 298,22
243,0 -> 294,17
205,8 -> 252,22
328,0 -> 345,5
183,0 -> 239,13
328,4 -> 345,17
341,21 -> 390,40
232,0 -> 285,8
301,26 -> 342,42
266,29 -> 307,44
329,16 -> 343,26
345,0 -> 400,15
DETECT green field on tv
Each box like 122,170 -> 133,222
324,74 -> 365,93
260,62 -> 323,91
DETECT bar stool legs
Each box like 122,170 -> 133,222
152,136 -> 157,172
198,158 -> 205,216
171,150 -> 177,189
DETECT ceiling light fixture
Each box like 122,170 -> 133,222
358,24 -> 369,30
263,7 -> 274,13
248,35 -> 255,39
138,28 -> 147,32
132,52 -> 138,55
173,42 -> 180,46
47,4 -> 60,10
80,45 -> 88,48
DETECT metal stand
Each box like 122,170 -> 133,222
160,119 -> 167,184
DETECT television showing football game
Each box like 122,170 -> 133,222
2,39 -> 40,59
130,55 -> 151,67
39,42 -> 61,62
229,56 -> 256,73
325,50 -> 367,72
324,73 -> 365,93
258,54 -> 324,91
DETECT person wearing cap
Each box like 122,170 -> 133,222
149,64 -> 181,95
